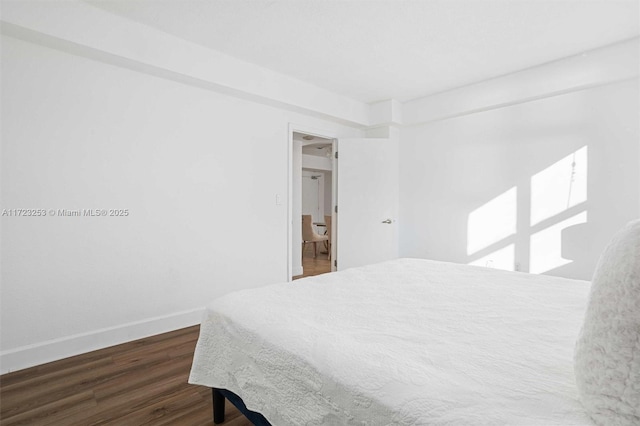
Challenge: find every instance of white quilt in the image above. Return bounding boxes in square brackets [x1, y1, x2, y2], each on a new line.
[189, 258, 593, 425]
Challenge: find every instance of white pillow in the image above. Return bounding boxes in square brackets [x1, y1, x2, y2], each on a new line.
[574, 219, 640, 426]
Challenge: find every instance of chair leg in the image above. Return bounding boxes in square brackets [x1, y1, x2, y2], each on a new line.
[328, 243, 331, 261]
[314, 242, 317, 258]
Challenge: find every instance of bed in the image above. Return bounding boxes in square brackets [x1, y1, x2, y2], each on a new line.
[189, 258, 597, 425]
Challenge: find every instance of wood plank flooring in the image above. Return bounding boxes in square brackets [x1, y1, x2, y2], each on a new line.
[1, 254, 332, 425]
[293, 243, 332, 279]
[0, 325, 240, 426]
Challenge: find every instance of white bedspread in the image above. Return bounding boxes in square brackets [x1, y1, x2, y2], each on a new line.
[189, 258, 593, 425]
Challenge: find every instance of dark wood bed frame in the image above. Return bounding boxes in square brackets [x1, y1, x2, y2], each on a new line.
[212, 388, 272, 425]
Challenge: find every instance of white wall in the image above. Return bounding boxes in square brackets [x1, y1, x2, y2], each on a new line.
[2, 0, 637, 374]
[301, 170, 325, 223]
[400, 75, 639, 280]
[300, 169, 333, 223]
[1, 0, 371, 127]
[300, 155, 333, 217]
[0, 35, 361, 372]
[402, 38, 639, 126]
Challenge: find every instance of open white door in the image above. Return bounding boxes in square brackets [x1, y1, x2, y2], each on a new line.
[335, 138, 399, 270]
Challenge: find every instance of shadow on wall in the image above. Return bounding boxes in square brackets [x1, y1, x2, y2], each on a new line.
[400, 78, 638, 282]
[467, 146, 594, 277]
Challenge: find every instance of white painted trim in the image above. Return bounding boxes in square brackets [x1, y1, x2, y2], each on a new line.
[331, 139, 338, 272]
[403, 77, 639, 127]
[288, 125, 294, 281]
[289, 124, 340, 141]
[403, 38, 639, 126]
[0, 308, 204, 374]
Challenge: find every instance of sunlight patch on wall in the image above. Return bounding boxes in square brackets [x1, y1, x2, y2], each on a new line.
[531, 146, 587, 226]
[467, 187, 517, 255]
[529, 211, 588, 274]
[469, 244, 515, 271]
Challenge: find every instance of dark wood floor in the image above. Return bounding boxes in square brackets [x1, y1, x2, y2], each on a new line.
[0, 326, 232, 426]
[0, 255, 332, 425]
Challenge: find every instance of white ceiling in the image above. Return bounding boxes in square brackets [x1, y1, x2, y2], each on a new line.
[87, 0, 639, 103]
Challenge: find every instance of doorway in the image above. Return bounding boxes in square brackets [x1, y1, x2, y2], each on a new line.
[288, 130, 400, 280]
[289, 127, 336, 280]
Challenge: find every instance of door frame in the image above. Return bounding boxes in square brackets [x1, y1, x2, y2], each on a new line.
[287, 123, 337, 281]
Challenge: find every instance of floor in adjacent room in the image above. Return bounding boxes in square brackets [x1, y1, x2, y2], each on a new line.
[293, 243, 332, 280]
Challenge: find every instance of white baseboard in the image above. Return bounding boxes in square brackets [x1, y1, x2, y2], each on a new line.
[0, 308, 204, 374]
